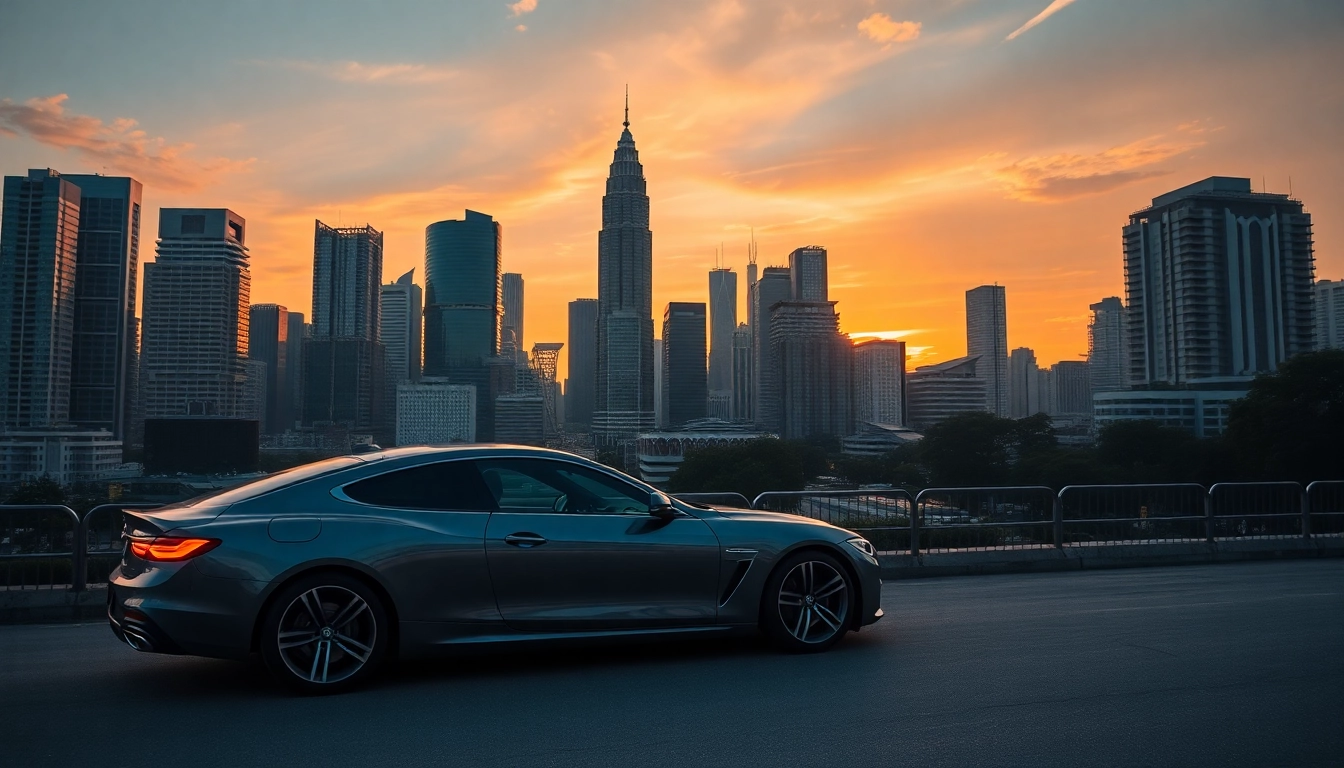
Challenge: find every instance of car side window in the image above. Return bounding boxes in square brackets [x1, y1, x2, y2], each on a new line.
[476, 459, 651, 515]
[341, 460, 494, 511]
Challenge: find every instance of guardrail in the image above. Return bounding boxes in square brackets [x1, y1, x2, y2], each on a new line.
[2, 480, 1340, 591]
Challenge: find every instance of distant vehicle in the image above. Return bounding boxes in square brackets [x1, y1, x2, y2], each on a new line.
[108, 445, 883, 693]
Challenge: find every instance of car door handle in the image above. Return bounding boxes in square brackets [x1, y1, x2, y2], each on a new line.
[503, 532, 548, 548]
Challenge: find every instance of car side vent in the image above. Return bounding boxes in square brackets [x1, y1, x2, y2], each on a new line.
[719, 559, 753, 606]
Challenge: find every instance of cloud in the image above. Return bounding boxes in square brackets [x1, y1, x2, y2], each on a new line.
[275, 60, 457, 83]
[508, 0, 537, 18]
[1005, 0, 1078, 41]
[0, 94, 251, 191]
[857, 13, 922, 44]
[516, 24, 527, 32]
[992, 133, 1203, 202]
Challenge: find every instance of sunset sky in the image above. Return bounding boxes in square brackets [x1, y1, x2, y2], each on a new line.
[2, 0, 1341, 372]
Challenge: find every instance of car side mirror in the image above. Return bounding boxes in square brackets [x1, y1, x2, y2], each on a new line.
[649, 492, 678, 519]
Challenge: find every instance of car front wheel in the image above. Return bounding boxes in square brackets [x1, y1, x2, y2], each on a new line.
[761, 550, 854, 653]
[259, 572, 389, 694]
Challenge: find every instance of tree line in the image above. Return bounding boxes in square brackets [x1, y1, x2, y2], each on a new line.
[668, 350, 1344, 499]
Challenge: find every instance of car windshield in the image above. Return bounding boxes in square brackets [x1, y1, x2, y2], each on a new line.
[178, 456, 365, 507]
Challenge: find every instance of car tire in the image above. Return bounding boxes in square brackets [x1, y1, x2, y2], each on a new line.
[761, 550, 854, 653]
[259, 572, 389, 694]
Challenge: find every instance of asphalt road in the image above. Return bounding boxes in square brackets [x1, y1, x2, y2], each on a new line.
[3, 560, 1342, 768]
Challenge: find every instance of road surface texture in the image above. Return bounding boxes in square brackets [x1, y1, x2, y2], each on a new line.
[3, 560, 1341, 767]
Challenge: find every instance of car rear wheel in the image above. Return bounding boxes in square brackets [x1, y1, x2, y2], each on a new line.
[761, 550, 853, 653]
[260, 572, 388, 694]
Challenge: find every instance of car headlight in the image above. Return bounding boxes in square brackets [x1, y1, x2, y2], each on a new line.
[845, 537, 876, 557]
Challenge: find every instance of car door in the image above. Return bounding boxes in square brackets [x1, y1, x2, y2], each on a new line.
[479, 457, 721, 631]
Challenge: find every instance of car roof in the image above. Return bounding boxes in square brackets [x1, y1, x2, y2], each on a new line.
[354, 444, 597, 463]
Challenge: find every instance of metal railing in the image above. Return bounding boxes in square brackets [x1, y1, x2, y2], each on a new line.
[2, 479, 1340, 591]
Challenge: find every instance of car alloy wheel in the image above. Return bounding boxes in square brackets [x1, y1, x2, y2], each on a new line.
[260, 573, 388, 693]
[762, 550, 854, 653]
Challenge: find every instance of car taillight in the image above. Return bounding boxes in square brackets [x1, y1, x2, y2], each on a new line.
[128, 537, 220, 562]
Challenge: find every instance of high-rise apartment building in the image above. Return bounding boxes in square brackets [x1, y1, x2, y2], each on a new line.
[1315, 279, 1344, 350]
[501, 272, 524, 364]
[1047, 361, 1091, 415]
[708, 268, 737, 396]
[752, 266, 792, 431]
[424, 210, 501, 440]
[662, 302, 707, 428]
[770, 301, 852, 439]
[788, 247, 828, 302]
[1124, 176, 1315, 384]
[966, 285, 1008, 417]
[396, 379, 475, 445]
[565, 298, 598, 429]
[380, 269, 422, 384]
[653, 338, 665, 428]
[304, 221, 386, 438]
[731, 323, 753, 423]
[141, 209, 251, 418]
[248, 304, 289, 433]
[852, 339, 907, 429]
[594, 108, 656, 445]
[0, 169, 82, 428]
[906, 356, 987, 430]
[286, 312, 306, 430]
[1008, 347, 1043, 418]
[1088, 297, 1127, 393]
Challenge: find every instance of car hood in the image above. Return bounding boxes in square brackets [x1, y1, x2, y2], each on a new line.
[705, 506, 847, 530]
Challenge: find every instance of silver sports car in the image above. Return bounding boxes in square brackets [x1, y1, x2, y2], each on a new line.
[108, 445, 883, 692]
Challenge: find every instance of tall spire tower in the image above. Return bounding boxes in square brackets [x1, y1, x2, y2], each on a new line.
[593, 89, 656, 448]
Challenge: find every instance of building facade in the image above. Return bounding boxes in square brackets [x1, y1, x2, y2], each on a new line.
[662, 302, 707, 428]
[708, 267, 737, 398]
[966, 285, 1008, 417]
[788, 246, 828, 302]
[565, 298, 598, 429]
[1088, 297, 1127, 393]
[852, 339, 907, 429]
[1093, 382, 1251, 438]
[395, 380, 475, 445]
[1008, 347, 1043, 418]
[1123, 176, 1315, 385]
[141, 209, 251, 419]
[0, 428, 124, 485]
[380, 269, 423, 385]
[635, 420, 769, 486]
[731, 323, 753, 423]
[906, 355, 987, 429]
[593, 111, 656, 445]
[247, 304, 288, 433]
[501, 272, 525, 364]
[424, 210, 501, 440]
[1316, 279, 1344, 350]
[1047, 361, 1091, 415]
[770, 301, 852, 439]
[752, 266, 792, 431]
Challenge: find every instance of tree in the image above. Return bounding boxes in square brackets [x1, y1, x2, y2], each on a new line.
[917, 412, 1044, 486]
[1094, 420, 1202, 483]
[668, 438, 811, 500]
[4, 475, 67, 506]
[1223, 350, 1344, 482]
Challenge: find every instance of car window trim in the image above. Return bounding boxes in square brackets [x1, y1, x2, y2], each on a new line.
[331, 458, 493, 512]
[476, 457, 669, 516]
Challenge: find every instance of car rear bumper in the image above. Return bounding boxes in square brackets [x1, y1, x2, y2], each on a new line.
[108, 561, 264, 660]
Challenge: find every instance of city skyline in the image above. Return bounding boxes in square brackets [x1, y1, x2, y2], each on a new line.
[3, 1, 1341, 374]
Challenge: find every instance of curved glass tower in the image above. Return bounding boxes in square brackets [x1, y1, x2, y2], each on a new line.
[593, 104, 655, 445]
[424, 210, 501, 438]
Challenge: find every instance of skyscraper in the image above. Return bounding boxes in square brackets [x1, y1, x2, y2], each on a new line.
[1088, 297, 1127, 393]
[304, 221, 386, 438]
[852, 339, 907, 429]
[0, 169, 81, 428]
[380, 269, 422, 383]
[1047, 361, 1091, 415]
[286, 312, 306, 431]
[788, 246, 828, 302]
[731, 323, 753, 423]
[424, 210, 501, 439]
[1124, 176, 1314, 384]
[594, 101, 655, 445]
[662, 302, 707, 428]
[708, 267, 737, 395]
[141, 209, 250, 418]
[653, 338, 665, 428]
[770, 301, 852, 439]
[906, 356, 987, 430]
[1008, 347, 1042, 418]
[63, 173, 142, 440]
[248, 303, 288, 433]
[501, 272, 524, 364]
[565, 298, 598, 428]
[966, 285, 1008, 417]
[752, 266, 792, 431]
[1317, 279, 1344, 350]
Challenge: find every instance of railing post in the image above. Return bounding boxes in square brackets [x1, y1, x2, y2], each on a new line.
[1204, 489, 1216, 544]
[1301, 484, 1311, 540]
[1053, 492, 1064, 549]
[910, 493, 921, 558]
[72, 506, 87, 592]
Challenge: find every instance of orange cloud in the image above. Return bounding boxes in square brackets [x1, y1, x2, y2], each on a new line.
[1005, 0, 1078, 41]
[857, 13, 922, 45]
[273, 59, 458, 83]
[0, 94, 251, 191]
[991, 133, 1204, 202]
[508, 0, 537, 18]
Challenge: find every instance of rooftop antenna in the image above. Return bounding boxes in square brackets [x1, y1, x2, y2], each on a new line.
[1289, 176, 1293, 197]
[623, 84, 629, 129]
